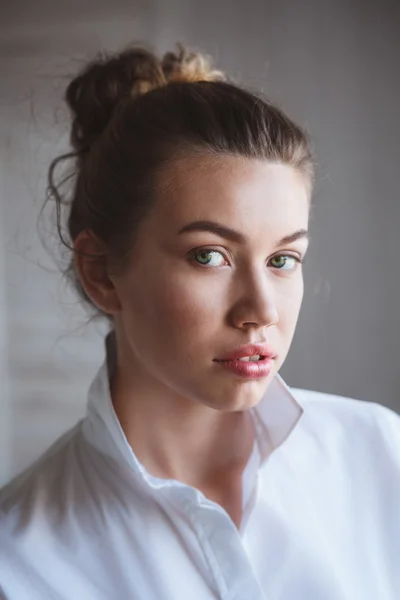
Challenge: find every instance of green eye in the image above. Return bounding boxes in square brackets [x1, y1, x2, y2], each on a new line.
[193, 249, 225, 267]
[270, 255, 299, 270]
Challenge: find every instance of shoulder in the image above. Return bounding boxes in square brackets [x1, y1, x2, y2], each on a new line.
[292, 386, 400, 428]
[290, 386, 400, 462]
[0, 424, 82, 540]
[267, 387, 400, 565]
[0, 424, 86, 596]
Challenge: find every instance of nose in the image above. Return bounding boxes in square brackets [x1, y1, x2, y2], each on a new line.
[229, 268, 279, 331]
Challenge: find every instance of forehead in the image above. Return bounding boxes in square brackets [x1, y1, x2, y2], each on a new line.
[155, 154, 310, 237]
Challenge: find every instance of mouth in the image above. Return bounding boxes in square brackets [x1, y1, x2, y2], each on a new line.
[213, 343, 277, 379]
[214, 343, 277, 363]
[235, 354, 265, 362]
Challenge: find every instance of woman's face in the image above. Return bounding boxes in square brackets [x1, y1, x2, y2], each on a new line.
[111, 155, 310, 411]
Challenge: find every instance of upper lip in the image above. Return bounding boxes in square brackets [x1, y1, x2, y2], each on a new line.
[214, 343, 277, 361]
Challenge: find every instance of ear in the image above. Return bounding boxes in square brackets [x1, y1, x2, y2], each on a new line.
[73, 230, 122, 315]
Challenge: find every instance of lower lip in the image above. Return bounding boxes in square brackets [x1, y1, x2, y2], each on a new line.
[213, 358, 274, 379]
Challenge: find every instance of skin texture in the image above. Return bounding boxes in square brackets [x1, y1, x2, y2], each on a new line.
[75, 155, 310, 525]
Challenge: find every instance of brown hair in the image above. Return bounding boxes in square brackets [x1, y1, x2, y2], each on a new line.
[47, 42, 314, 314]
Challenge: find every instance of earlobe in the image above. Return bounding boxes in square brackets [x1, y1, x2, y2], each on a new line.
[73, 230, 122, 315]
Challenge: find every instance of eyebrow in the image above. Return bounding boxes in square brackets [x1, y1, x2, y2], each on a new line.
[178, 220, 309, 247]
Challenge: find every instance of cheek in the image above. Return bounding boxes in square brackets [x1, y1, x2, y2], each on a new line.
[273, 280, 304, 369]
[120, 268, 222, 339]
[277, 277, 304, 332]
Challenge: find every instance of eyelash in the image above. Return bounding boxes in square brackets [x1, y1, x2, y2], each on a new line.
[189, 248, 304, 271]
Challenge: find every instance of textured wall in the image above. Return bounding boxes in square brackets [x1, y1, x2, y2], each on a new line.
[1, 0, 399, 484]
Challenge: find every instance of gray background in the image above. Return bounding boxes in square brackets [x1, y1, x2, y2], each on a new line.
[1, 0, 399, 484]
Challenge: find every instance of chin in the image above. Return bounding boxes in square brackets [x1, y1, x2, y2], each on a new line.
[203, 380, 269, 413]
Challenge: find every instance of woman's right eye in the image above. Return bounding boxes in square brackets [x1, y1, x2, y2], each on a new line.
[191, 249, 227, 267]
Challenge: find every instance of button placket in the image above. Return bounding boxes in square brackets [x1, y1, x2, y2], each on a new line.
[191, 499, 266, 600]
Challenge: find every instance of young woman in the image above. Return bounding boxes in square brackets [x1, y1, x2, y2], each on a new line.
[1, 43, 399, 600]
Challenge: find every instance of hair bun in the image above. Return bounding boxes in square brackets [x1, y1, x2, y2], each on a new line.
[65, 43, 226, 153]
[161, 43, 227, 84]
[65, 46, 166, 152]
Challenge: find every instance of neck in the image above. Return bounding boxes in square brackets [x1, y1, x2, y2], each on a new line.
[110, 345, 255, 490]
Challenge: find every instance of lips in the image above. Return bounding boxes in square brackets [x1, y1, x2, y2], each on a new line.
[213, 343, 276, 379]
[214, 343, 277, 363]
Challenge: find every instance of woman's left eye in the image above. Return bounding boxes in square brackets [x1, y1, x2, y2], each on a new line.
[269, 255, 302, 271]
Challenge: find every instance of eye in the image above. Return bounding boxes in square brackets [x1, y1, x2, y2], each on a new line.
[191, 248, 227, 268]
[269, 254, 302, 271]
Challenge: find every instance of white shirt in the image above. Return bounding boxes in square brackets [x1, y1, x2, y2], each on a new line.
[1, 334, 400, 600]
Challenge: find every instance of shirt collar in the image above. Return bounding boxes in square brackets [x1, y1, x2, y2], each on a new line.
[83, 332, 304, 487]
